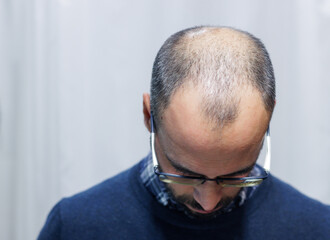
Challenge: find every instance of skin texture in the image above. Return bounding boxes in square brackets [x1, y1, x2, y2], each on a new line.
[143, 83, 271, 217]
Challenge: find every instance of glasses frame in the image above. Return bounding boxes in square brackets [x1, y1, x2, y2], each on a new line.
[150, 112, 271, 187]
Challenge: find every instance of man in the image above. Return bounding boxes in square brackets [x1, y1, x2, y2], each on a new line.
[38, 26, 330, 239]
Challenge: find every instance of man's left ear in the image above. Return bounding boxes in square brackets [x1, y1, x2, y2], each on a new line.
[143, 93, 152, 132]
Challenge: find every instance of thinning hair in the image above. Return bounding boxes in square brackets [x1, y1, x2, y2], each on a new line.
[150, 26, 276, 128]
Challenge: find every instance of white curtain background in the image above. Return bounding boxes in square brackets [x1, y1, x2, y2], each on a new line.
[1, 0, 330, 239]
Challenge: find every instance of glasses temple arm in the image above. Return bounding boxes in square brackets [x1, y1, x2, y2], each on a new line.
[150, 113, 158, 166]
[264, 127, 271, 172]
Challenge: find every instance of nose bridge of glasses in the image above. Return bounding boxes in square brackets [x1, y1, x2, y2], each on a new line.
[199, 177, 222, 186]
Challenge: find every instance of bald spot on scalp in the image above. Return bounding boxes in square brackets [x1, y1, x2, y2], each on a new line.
[176, 27, 259, 79]
[165, 27, 266, 127]
[183, 27, 256, 56]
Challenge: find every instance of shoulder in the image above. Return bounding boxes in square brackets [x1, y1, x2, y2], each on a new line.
[269, 175, 330, 213]
[64, 164, 136, 206]
[38, 162, 143, 239]
[255, 174, 330, 239]
[62, 162, 141, 219]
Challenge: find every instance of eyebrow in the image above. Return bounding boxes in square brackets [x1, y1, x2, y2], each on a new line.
[165, 153, 255, 178]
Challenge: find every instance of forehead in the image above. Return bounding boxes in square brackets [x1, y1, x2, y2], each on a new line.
[160, 84, 269, 146]
[157, 85, 270, 175]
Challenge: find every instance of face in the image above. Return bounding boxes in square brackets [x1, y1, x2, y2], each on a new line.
[143, 84, 270, 218]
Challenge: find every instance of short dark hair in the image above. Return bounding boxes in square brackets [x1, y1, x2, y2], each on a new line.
[150, 26, 276, 128]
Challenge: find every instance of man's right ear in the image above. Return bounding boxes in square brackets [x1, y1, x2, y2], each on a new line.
[143, 93, 151, 132]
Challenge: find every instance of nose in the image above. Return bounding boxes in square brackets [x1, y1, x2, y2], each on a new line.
[193, 181, 222, 211]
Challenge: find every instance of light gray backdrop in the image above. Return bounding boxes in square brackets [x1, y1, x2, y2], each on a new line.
[1, 0, 330, 239]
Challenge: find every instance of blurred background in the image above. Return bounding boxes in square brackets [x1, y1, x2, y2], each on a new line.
[1, 0, 330, 239]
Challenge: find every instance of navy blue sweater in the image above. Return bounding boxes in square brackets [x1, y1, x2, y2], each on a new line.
[38, 160, 330, 240]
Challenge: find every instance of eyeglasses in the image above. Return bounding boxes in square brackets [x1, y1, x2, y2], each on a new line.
[150, 112, 271, 187]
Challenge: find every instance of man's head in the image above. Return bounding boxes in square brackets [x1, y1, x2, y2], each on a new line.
[143, 26, 275, 218]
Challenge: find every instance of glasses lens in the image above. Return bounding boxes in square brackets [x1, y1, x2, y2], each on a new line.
[221, 178, 263, 187]
[157, 173, 264, 187]
[158, 175, 202, 186]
